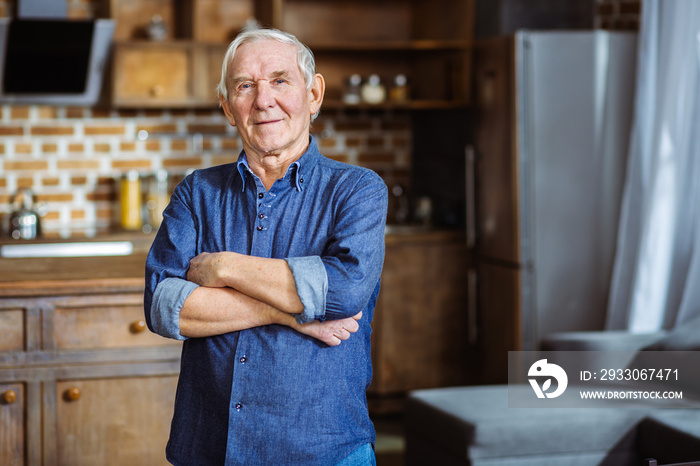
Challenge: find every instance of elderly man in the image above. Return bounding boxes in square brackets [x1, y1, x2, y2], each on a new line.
[144, 27, 387, 465]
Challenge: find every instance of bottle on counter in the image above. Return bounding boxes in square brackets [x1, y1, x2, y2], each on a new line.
[145, 169, 170, 231]
[389, 74, 409, 103]
[119, 171, 142, 231]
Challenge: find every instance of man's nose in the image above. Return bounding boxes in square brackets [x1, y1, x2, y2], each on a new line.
[253, 82, 275, 109]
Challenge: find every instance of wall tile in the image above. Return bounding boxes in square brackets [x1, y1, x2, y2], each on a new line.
[0, 126, 23, 136]
[111, 159, 152, 170]
[84, 125, 126, 136]
[5, 160, 48, 171]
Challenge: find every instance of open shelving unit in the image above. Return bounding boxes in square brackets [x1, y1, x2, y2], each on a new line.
[106, 0, 475, 109]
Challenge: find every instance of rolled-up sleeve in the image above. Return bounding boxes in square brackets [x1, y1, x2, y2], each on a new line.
[285, 256, 328, 324]
[150, 278, 199, 340]
[144, 174, 199, 339]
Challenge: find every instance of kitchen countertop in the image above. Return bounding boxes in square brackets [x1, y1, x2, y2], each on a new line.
[0, 228, 465, 297]
[0, 232, 153, 297]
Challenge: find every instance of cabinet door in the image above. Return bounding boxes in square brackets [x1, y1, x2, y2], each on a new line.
[477, 261, 522, 384]
[370, 237, 471, 395]
[0, 383, 24, 466]
[0, 309, 25, 352]
[56, 375, 177, 466]
[113, 44, 192, 106]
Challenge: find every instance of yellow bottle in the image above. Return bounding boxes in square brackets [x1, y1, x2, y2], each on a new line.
[120, 171, 142, 230]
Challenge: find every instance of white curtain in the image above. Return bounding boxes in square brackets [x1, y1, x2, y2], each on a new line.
[606, 0, 700, 332]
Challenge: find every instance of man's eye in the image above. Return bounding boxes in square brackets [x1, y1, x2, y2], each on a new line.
[239, 83, 253, 90]
[274, 79, 286, 85]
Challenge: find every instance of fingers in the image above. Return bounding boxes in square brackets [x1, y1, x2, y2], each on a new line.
[332, 328, 350, 341]
[292, 312, 364, 347]
[331, 316, 360, 341]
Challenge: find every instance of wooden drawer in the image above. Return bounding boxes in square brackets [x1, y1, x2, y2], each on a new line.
[56, 375, 176, 466]
[54, 294, 180, 350]
[113, 43, 192, 104]
[0, 383, 24, 466]
[0, 309, 24, 352]
[112, 42, 223, 108]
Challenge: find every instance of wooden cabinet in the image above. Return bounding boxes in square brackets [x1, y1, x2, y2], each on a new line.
[369, 231, 476, 411]
[0, 256, 181, 466]
[0, 383, 24, 466]
[107, 0, 248, 108]
[107, 0, 475, 109]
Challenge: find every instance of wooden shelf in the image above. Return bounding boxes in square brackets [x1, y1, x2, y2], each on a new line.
[321, 99, 470, 111]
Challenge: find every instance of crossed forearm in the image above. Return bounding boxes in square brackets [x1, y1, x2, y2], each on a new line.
[186, 251, 304, 314]
[179, 252, 359, 345]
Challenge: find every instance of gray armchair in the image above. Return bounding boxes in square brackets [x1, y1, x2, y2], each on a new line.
[405, 318, 700, 465]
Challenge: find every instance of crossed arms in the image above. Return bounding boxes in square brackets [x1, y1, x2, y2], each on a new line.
[179, 251, 362, 346]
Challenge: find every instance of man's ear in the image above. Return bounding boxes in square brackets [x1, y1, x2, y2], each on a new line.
[220, 95, 237, 127]
[309, 73, 325, 116]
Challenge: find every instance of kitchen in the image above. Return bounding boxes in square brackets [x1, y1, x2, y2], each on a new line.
[4, 0, 695, 465]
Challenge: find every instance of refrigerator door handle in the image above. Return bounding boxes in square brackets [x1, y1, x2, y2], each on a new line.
[465, 144, 477, 249]
[467, 268, 478, 345]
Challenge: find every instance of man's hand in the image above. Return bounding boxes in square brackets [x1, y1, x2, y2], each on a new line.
[187, 252, 230, 288]
[294, 312, 362, 346]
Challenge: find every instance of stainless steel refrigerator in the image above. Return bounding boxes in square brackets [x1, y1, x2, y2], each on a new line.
[469, 31, 637, 381]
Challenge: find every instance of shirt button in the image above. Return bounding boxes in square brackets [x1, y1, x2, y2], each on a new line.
[239, 356, 247, 363]
[256, 225, 263, 231]
[258, 213, 265, 219]
[235, 402, 243, 411]
[258, 193, 264, 199]
[300, 178, 304, 183]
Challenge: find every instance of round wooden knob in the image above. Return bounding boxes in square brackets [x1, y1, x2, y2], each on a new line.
[2, 390, 17, 404]
[65, 387, 81, 402]
[150, 85, 165, 97]
[130, 320, 147, 334]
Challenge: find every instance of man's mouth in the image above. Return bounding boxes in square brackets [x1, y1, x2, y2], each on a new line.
[255, 119, 282, 126]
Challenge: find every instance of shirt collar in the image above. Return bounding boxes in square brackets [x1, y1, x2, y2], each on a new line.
[236, 136, 321, 192]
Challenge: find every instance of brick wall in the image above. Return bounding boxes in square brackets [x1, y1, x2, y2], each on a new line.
[0, 105, 410, 238]
[0, 0, 411, 238]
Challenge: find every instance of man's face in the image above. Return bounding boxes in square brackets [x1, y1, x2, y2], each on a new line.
[220, 39, 323, 162]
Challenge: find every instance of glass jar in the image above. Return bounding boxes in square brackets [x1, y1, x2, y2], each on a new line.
[361, 74, 386, 104]
[343, 74, 362, 105]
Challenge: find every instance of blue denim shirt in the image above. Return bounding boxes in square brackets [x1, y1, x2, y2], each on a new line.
[144, 137, 388, 465]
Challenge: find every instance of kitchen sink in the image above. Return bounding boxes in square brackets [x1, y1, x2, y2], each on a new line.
[0, 241, 134, 258]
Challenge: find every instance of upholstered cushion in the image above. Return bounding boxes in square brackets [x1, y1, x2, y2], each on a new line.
[406, 385, 644, 464]
[541, 331, 666, 352]
[641, 316, 700, 351]
[406, 385, 700, 465]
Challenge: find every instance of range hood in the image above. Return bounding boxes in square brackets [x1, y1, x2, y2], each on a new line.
[0, 0, 115, 106]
